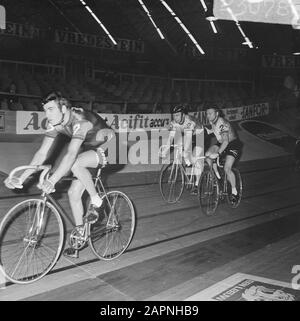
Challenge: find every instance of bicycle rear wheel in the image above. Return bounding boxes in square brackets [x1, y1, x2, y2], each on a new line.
[159, 162, 184, 203]
[89, 191, 135, 260]
[198, 169, 219, 216]
[0, 199, 64, 284]
[226, 168, 243, 208]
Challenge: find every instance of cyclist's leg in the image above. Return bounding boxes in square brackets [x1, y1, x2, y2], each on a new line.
[194, 149, 204, 185]
[183, 130, 193, 166]
[206, 144, 220, 179]
[224, 155, 236, 194]
[223, 139, 242, 195]
[205, 144, 219, 166]
[65, 179, 86, 258]
[71, 150, 103, 207]
[68, 179, 85, 226]
[64, 150, 104, 258]
[191, 135, 204, 194]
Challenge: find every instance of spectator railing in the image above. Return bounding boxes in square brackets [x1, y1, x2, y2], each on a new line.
[0, 91, 276, 114]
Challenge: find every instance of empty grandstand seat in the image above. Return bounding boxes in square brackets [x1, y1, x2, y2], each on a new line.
[0, 99, 9, 110]
[92, 103, 113, 113]
[9, 101, 23, 111]
[20, 98, 39, 111]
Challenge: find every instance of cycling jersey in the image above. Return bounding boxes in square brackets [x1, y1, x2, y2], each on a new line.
[206, 117, 236, 143]
[169, 114, 202, 134]
[45, 107, 110, 148]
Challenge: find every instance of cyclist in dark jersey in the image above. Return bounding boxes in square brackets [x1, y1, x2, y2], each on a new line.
[4, 91, 115, 258]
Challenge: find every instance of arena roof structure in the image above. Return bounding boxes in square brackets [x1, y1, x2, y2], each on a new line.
[1, 0, 300, 56]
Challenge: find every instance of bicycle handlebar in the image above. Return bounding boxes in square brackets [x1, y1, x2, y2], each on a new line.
[158, 145, 222, 166]
[158, 144, 183, 157]
[9, 165, 52, 188]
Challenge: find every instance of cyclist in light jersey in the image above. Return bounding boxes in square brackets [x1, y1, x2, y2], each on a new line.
[162, 105, 204, 194]
[4, 91, 115, 258]
[205, 107, 242, 203]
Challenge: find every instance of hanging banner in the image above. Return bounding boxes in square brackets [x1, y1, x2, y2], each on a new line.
[0, 21, 40, 38]
[0, 21, 145, 54]
[262, 55, 300, 69]
[54, 30, 145, 53]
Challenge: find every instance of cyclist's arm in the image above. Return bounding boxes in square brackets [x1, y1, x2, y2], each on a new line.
[166, 129, 176, 146]
[49, 137, 83, 185]
[165, 122, 176, 147]
[19, 136, 56, 182]
[218, 131, 229, 154]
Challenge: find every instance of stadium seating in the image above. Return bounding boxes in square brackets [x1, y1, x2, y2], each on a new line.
[0, 66, 265, 113]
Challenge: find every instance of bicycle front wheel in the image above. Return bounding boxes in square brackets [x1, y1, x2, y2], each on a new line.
[89, 191, 135, 261]
[159, 162, 184, 203]
[0, 199, 64, 284]
[198, 169, 220, 216]
[226, 168, 243, 208]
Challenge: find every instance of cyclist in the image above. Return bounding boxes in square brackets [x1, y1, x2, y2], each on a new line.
[204, 107, 242, 203]
[4, 91, 115, 258]
[162, 104, 204, 194]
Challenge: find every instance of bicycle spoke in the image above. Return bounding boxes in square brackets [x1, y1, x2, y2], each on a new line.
[0, 199, 63, 284]
[199, 170, 219, 216]
[160, 162, 184, 203]
[89, 191, 135, 260]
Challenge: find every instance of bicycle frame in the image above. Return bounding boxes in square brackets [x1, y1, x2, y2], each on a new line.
[45, 194, 75, 227]
[7, 165, 114, 233]
[93, 167, 118, 228]
[160, 144, 204, 189]
[172, 145, 197, 186]
[42, 167, 116, 232]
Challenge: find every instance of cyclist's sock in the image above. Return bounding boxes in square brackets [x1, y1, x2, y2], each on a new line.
[232, 187, 238, 195]
[91, 194, 103, 208]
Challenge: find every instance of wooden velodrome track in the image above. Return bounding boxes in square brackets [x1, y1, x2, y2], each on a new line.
[1, 156, 300, 301]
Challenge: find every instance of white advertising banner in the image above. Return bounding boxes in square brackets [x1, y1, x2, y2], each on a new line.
[16, 112, 172, 134]
[16, 103, 269, 135]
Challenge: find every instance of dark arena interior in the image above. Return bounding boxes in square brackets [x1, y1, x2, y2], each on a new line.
[1, 0, 300, 309]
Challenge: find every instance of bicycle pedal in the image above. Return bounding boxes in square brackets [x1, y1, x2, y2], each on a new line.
[84, 212, 99, 224]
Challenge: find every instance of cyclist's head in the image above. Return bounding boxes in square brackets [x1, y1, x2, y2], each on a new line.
[171, 105, 187, 123]
[206, 106, 222, 123]
[42, 91, 71, 126]
[42, 91, 71, 110]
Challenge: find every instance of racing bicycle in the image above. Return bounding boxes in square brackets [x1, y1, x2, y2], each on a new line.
[0, 164, 136, 284]
[198, 156, 242, 216]
[159, 144, 204, 203]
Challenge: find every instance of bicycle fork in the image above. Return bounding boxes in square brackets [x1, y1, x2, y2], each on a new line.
[25, 197, 47, 246]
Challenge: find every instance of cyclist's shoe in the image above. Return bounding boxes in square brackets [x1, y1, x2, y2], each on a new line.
[85, 204, 101, 224]
[63, 247, 79, 259]
[229, 193, 239, 204]
[190, 187, 198, 195]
